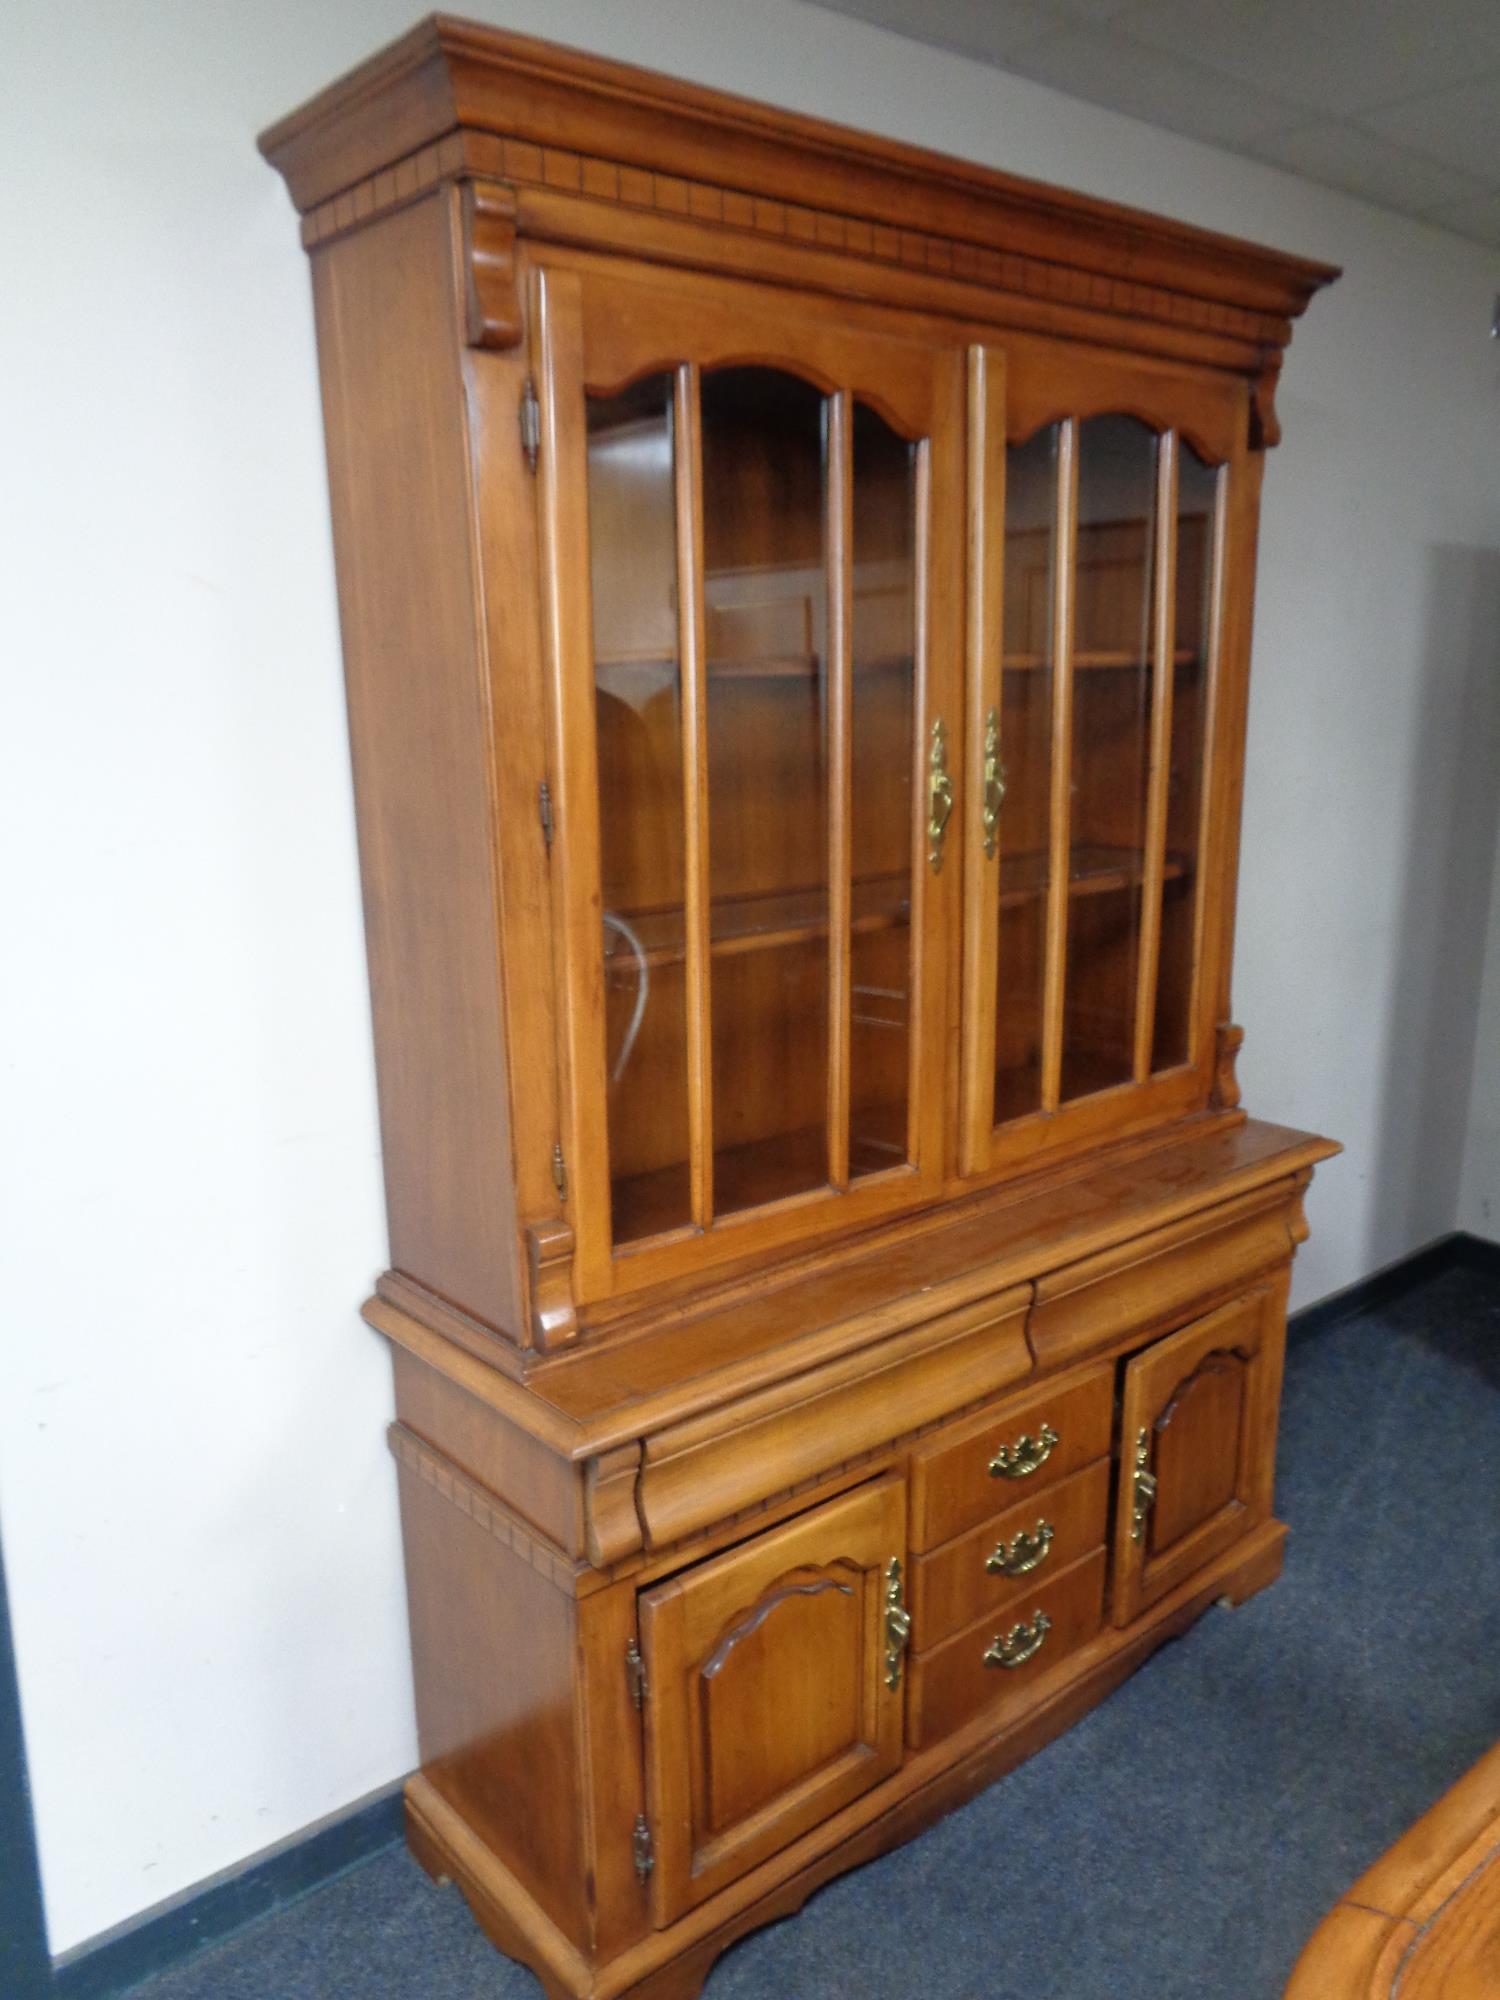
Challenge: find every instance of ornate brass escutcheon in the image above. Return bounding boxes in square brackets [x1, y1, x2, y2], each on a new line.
[883, 1557, 912, 1691]
[985, 1519, 1055, 1577]
[988, 1422, 1059, 1480]
[981, 706, 1006, 858]
[926, 716, 954, 872]
[984, 1610, 1051, 1670]
[1131, 1426, 1158, 1544]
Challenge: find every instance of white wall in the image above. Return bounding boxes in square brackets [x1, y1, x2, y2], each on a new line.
[1459, 860, 1500, 1238]
[5, 0, 1498, 1956]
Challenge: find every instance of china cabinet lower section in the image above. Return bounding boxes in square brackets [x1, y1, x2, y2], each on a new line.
[378, 1118, 1331, 2000]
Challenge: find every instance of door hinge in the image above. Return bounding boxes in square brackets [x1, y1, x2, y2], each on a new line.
[551, 1141, 567, 1200]
[537, 778, 554, 855]
[625, 1638, 649, 1710]
[519, 377, 540, 472]
[632, 1813, 655, 1883]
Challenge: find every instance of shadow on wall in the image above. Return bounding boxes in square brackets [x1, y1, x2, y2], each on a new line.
[1369, 543, 1500, 1255]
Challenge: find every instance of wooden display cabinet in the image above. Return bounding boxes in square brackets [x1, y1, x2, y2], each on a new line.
[261, 22, 1340, 1997]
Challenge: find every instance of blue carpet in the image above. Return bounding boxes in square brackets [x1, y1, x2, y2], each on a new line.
[127, 1265, 1500, 1999]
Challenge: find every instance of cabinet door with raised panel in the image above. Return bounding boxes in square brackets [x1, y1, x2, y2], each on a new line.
[961, 345, 1243, 1181]
[638, 1475, 907, 1924]
[531, 255, 963, 1306]
[1112, 1287, 1284, 1626]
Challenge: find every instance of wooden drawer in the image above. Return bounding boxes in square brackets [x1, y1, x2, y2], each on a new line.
[910, 1458, 1111, 1649]
[907, 1546, 1107, 1749]
[908, 1363, 1114, 1552]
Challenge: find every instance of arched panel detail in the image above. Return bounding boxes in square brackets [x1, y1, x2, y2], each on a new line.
[1007, 346, 1242, 464]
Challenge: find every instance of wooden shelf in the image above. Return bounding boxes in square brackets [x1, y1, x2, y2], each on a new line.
[612, 1106, 908, 1244]
[998, 844, 1185, 909]
[596, 653, 912, 683]
[604, 873, 910, 972]
[1001, 648, 1200, 672]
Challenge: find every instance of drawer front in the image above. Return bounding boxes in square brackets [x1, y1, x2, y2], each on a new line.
[907, 1546, 1108, 1749]
[909, 1363, 1114, 1551]
[1029, 1185, 1297, 1374]
[910, 1458, 1111, 1649]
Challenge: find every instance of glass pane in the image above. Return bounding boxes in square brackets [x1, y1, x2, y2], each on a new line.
[587, 374, 692, 1244]
[993, 426, 1058, 1125]
[1060, 416, 1160, 1103]
[1153, 444, 1218, 1071]
[849, 401, 917, 1180]
[701, 368, 830, 1215]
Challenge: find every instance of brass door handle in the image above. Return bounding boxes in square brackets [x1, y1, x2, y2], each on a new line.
[986, 1520, 1054, 1577]
[883, 1557, 912, 1691]
[926, 717, 954, 872]
[984, 1610, 1051, 1670]
[988, 1423, 1059, 1480]
[981, 706, 1006, 859]
[1131, 1427, 1158, 1544]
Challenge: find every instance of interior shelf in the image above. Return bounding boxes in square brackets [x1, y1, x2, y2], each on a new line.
[1001, 648, 1200, 671]
[612, 1106, 909, 1244]
[596, 651, 912, 682]
[604, 873, 910, 972]
[998, 844, 1185, 909]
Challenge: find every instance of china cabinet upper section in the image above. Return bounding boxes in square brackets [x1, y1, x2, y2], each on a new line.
[261, 17, 1336, 1352]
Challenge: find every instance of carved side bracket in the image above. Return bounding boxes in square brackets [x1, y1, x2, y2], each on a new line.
[526, 1217, 579, 1351]
[458, 178, 523, 349]
[1250, 347, 1282, 451]
[1213, 1022, 1245, 1112]
[584, 1442, 644, 1568]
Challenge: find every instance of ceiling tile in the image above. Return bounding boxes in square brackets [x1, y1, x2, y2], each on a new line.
[1423, 190, 1500, 249]
[1356, 73, 1500, 188]
[1113, 0, 1500, 118]
[1003, 25, 1306, 149]
[1247, 122, 1489, 219]
[808, 0, 1063, 65]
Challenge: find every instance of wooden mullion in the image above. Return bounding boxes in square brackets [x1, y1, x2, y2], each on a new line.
[826, 391, 854, 1190]
[1187, 456, 1233, 1069]
[1039, 419, 1077, 1113]
[1132, 432, 1178, 1084]
[674, 363, 714, 1229]
[959, 345, 1006, 1173]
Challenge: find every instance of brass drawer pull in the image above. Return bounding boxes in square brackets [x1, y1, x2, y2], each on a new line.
[986, 1520, 1054, 1577]
[926, 716, 954, 872]
[883, 1557, 912, 1691]
[988, 1422, 1058, 1480]
[984, 1610, 1051, 1670]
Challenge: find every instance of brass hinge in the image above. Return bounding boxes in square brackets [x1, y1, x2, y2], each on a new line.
[625, 1638, 649, 1710]
[632, 1813, 654, 1883]
[537, 779, 554, 855]
[551, 1141, 567, 1200]
[519, 377, 540, 472]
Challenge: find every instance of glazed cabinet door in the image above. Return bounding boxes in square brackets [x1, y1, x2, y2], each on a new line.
[531, 256, 963, 1304]
[638, 1474, 908, 1924]
[1112, 1287, 1284, 1625]
[961, 347, 1244, 1179]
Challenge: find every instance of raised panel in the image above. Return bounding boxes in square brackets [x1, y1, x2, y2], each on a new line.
[639, 1474, 905, 1923]
[1112, 1288, 1279, 1625]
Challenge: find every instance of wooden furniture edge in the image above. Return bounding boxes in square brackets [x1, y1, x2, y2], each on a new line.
[1284, 1737, 1500, 1999]
[257, 17, 1338, 320]
[367, 1124, 1334, 1462]
[406, 1517, 1286, 2000]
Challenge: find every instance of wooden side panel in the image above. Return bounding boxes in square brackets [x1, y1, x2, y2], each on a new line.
[311, 193, 521, 1336]
[639, 1475, 905, 1924]
[394, 1448, 588, 1947]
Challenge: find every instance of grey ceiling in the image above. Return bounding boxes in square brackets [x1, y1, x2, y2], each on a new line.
[810, 0, 1500, 248]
